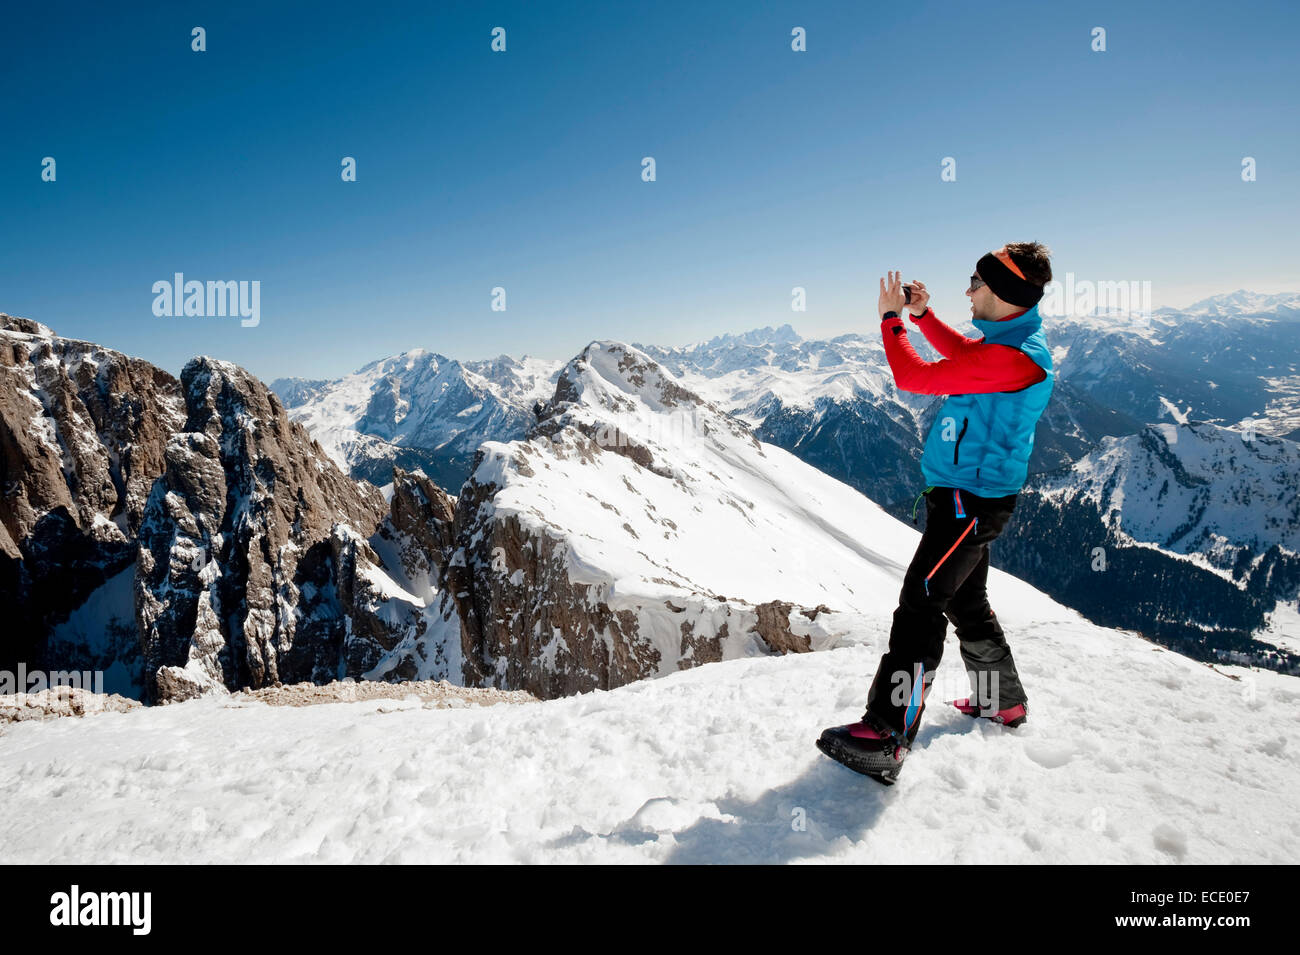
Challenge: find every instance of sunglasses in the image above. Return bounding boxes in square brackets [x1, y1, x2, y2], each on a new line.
[968, 273, 986, 292]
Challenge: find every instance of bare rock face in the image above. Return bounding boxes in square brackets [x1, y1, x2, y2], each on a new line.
[447, 469, 663, 698]
[135, 356, 389, 702]
[0, 314, 185, 677]
[388, 466, 456, 571]
[146, 456, 463, 702]
[2, 315, 460, 703]
[752, 600, 825, 654]
[347, 467, 463, 684]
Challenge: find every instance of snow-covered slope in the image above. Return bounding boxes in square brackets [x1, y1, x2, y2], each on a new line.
[1, 617, 1294, 864]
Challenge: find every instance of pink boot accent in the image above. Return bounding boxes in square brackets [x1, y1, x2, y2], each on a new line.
[846, 720, 887, 739]
[951, 698, 1027, 725]
[992, 703, 1027, 725]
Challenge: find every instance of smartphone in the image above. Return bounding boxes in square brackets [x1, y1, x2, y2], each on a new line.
[903, 285, 913, 304]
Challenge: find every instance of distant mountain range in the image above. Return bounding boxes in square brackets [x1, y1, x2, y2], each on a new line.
[5, 290, 1293, 706]
[271, 350, 561, 491]
[273, 290, 1300, 671]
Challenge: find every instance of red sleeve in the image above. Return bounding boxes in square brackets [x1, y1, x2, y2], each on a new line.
[880, 314, 1047, 395]
[909, 307, 982, 359]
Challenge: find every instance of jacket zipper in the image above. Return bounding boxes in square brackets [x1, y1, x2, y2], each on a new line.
[953, 416, 969, 465]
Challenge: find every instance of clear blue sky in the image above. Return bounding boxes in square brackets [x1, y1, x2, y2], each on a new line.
[2, 0, 1297, 382]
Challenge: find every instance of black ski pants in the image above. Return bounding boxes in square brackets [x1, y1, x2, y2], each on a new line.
[865, 485, 1026, 742]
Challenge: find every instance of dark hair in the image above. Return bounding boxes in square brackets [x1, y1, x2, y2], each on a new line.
[1003, 241, 1052, 286]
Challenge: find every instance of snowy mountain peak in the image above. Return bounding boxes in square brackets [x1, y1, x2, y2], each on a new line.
[353, 347, 457, 378]
[184, 353, 257, 385]
[1160, 290, 1300, 319]
[551, 340, 709, 419]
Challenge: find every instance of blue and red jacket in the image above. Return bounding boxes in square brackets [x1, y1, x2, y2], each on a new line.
[881, 304, 1054, 497]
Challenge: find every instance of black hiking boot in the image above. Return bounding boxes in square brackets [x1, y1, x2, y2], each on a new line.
[816, 711, 910, 786]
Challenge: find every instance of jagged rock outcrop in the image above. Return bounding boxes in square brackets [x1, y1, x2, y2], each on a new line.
[134, 356, 392, 701]
[752, 600, 831, 654]
[348, 467, 463, 684]
[388, 466, 456, 567]
[0, 314, 185, 676]
[3, 315, 464, 702]
[0, 685, 141, 723]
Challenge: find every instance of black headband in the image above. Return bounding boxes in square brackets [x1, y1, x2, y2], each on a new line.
[976, 251, 1044, 308]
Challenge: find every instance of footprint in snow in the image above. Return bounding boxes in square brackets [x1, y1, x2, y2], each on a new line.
[621, 796, 732, 838]
[1023, 740, 1074, 769]
[1152, 823, 1187, 860]
[936, 761, 970, 790]
[1260, 736, 1287, 757]
[1095, 753, 1124, 773]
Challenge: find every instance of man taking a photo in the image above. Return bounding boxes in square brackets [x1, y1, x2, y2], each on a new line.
[817, 242, 1056, 785]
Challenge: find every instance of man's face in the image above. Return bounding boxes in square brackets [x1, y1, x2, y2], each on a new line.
[967, 276, 996, 320]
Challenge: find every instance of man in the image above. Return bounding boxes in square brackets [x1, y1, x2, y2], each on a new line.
[817, 242, 1056, 785]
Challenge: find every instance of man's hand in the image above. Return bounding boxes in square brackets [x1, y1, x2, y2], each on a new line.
[906, 279, 930, 316]
[878, 271, 906, 319]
